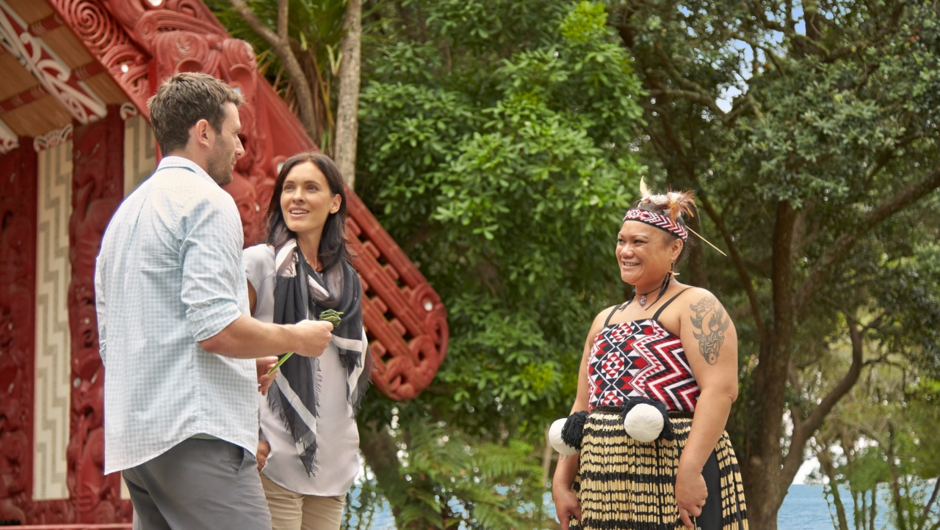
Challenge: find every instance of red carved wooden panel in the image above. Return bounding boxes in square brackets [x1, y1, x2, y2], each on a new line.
[48, 0, 151, 115]
[64, 107, 130, 524]
[45, 0, 449, 400]
[347, 196, 448, 400]
[0, 143, 37, 525]
[2, 0, 450, 524]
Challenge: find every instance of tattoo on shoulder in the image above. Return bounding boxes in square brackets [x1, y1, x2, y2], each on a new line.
[689, 296, 730, 365]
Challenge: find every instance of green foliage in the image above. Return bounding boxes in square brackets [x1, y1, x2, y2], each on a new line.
[872, 242, 940, 375]
[813, 371, 940, 530]
[357, 0, 644, 442]
[383, 417, 547, 530]
[205, 0, 348, 149]
[559, 2, 609, 44]
[351, 1, 644, 526]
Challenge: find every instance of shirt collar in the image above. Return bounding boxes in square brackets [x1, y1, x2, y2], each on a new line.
[157, 155, 218, 186]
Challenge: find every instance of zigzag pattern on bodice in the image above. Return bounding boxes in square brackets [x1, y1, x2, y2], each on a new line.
[587, 319, 700, 411]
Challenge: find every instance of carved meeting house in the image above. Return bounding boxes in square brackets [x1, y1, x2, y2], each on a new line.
[0, 0, 448, 525]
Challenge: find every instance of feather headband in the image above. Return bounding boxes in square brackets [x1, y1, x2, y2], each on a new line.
[623, 178, 727, 256]
[623, 209, 689, 240]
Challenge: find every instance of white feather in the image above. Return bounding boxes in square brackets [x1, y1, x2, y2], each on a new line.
[639, 177, 651, 199]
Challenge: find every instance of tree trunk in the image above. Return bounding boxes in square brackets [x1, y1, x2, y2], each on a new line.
[686, 214, 709, 289]
[740, 200, 799, 530]
[334, 0, 362, 188]
[819, 446, 850, 530]
[887, 427, 908, 530]
[852, 491, 868, 530]
[541, 425, 553, 486]
[229, 0, 319, 140]
[359, 420, 408, 528]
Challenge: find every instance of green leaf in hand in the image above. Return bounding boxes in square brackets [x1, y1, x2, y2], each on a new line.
[319, 309, 344, 328]
[266, 311, 345, 375]
[267, 352, 294, 375]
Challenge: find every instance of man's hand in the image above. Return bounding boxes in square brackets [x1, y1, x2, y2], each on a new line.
[292, 320, 334, 357]
[675, 467, 707, 529]
[553, 486, 582, 530]
[257, 440, 270, 471]
[256, 356, 278, 395]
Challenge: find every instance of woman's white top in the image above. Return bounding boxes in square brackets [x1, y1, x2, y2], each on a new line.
[244, 244, 360, 496]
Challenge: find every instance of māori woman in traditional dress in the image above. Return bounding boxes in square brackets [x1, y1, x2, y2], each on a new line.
[551, 184, 748, 530]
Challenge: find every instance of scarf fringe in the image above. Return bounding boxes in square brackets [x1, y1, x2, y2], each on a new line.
[314, 357, 323, 414]
[266, 383, 319, 476]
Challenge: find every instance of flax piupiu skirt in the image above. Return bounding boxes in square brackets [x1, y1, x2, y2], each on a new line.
[570, 407, 748, 530]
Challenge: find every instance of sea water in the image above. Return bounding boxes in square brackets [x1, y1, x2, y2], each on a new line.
[778, 483, 890, 530]
[346, 483, 885, 529]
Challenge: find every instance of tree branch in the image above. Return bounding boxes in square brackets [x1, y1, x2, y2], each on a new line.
[276, 0, 288, 42]
[785, 314, 865, 481]
[697, 194, 766, 340]
[229, 0, 278, 43]
[648, 88, 719, 109]
[817, 443, 851, 530]
[653, 45, 727, 119]
[229, 0, 319, 140]
[795, 166, 940, 319]
[920, 478, 940, 530]
[740, 37, 787, 76]
[822, 0, 906, 63]
[727, 93, 764, 122]
[746, 3, 789, 35]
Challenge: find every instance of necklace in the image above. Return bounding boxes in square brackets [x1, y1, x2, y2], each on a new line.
[634, 286, 659, 307]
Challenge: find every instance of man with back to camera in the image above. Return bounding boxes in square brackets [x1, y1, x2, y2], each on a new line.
[95, 72, 334, 529]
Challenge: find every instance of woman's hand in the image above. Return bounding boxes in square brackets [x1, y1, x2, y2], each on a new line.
[256, 356, 278, 395]
[256, 440, 271, 471]
[675, 466, 707, 529]
[553, 486, 582, 530]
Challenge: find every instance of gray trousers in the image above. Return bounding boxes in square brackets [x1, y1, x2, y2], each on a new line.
[123, 437, 272, 530]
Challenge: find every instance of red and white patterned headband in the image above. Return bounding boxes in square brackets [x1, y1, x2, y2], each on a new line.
[623, 209, 688, 241]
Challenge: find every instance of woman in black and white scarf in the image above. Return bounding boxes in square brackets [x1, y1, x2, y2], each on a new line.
[244, 152, 371, 530]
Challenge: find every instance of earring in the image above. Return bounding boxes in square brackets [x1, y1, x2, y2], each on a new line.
[657, 262, 675, 299]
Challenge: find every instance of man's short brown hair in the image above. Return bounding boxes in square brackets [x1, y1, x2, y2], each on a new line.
[147, 72, 245, 154]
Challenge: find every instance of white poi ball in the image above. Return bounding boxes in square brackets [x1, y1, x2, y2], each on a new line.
[548, 418, 578, 456]
[623, 403, 665, 442]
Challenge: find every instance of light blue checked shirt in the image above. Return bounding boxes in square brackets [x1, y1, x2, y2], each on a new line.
[95, 156, 257, 474]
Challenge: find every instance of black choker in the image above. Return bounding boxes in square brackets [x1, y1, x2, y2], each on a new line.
[632, 274, 673, 310]
[635, 286, 659, 307]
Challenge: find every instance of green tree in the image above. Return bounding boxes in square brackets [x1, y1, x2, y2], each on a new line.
[809, 242, 940, 530]
[352, 1, 645, 527]
[210, 0, 347, 154]
[605, 1, 940, 527]
[813, 372, 940, 530]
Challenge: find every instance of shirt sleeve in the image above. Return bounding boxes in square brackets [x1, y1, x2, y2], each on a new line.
[243, 244, 273, 292]
[179, 192, 244, 342]
[94, 254, 107, 363]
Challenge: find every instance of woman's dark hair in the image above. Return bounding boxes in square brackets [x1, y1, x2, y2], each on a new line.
[264, 152, 350, 270]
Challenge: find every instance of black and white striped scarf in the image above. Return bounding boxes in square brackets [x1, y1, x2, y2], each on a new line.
[268, 239, 371, 476]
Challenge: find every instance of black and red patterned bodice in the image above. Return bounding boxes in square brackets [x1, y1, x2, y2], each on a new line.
[588, 317, 700, 412]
